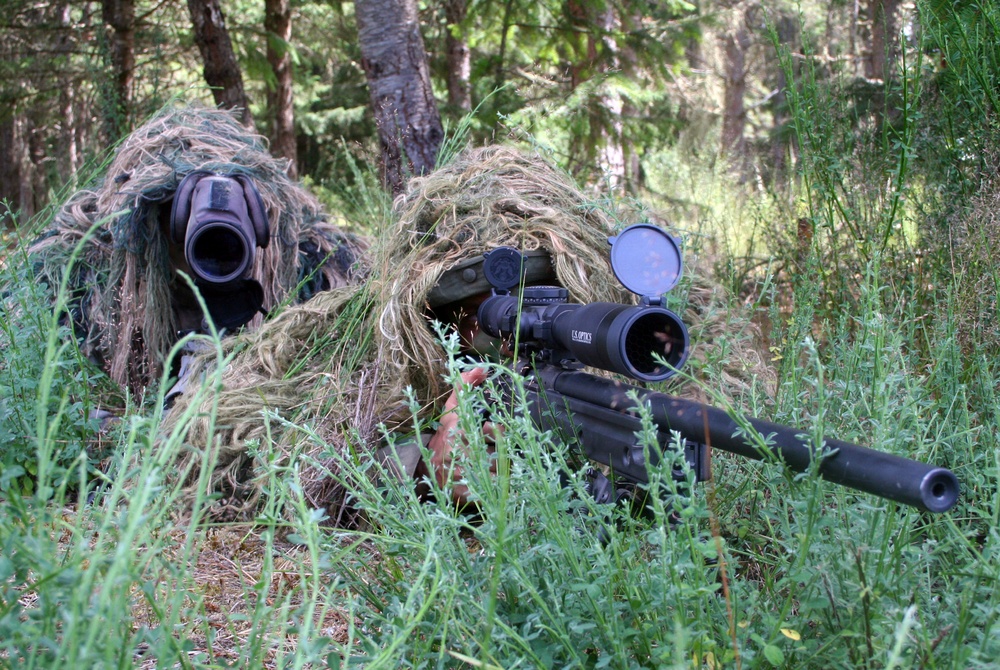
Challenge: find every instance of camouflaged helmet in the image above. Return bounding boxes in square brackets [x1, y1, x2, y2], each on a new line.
[426, 249, 556, 308]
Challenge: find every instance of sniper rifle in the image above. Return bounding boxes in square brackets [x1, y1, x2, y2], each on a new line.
[475, 225, 960, 514]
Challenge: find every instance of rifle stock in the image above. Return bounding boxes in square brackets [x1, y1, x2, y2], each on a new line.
[520, 366, 960, 514]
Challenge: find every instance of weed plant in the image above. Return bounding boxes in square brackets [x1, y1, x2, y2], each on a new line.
[0, 231, 111, 495]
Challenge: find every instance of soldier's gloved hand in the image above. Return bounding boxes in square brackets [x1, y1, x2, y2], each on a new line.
[427, 367, 500, 507]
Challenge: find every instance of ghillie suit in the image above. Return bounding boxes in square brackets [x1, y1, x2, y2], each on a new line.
[164, 144, 771, 524]
[29, 103, 369, 399]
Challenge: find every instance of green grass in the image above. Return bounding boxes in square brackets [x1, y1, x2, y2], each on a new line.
[4, 227, 994, 668]
[4, 174, 1000, 668]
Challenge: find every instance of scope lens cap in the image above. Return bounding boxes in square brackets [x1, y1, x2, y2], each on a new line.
[608, 223, 683, 297]
[483, 247, 527, 293]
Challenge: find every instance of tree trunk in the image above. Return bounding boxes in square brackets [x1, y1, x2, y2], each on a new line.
[850, 0, 860, 76]
[187, 0, 254, 127]
[721, 18, 750, 164]
[58, 2, 79, 178]
[444, 0, 471, 112]
[0, 115, 23, 227]
[27, 116, 45, 220]
[620, 9, 642, 191]
[492, 0, 515, 97]
[101, 0, 135, 142]
[355, 0, 444, 195]
[867, 0, 900, 81]
[265, 0, 297, 177]
[593, 3, 625, 191]
[564, 0, 625, 190]
[0, 4, 30, 222]
[60, 86, 79, 181]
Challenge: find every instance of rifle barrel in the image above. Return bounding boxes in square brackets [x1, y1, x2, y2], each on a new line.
[539, 369, 960, 513]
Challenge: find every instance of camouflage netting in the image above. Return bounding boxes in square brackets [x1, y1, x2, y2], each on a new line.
[163, 144, 773, 524]
[29, 102, 369, 398]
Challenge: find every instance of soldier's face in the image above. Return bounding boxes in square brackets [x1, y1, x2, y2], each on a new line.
[449, 293, 508, 360]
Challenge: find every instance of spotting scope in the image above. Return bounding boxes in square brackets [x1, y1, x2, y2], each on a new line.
[170, 171, 270, 287]
[168, 170, 271, 331]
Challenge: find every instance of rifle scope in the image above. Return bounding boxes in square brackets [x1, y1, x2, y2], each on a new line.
[478, 287, 689, 382]
[170, 171, 270, 286]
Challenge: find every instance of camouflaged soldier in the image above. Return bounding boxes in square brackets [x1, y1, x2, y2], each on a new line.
[30, 103, 369, 401]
